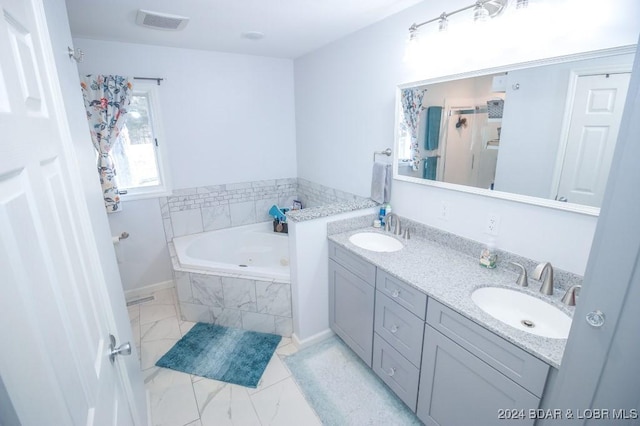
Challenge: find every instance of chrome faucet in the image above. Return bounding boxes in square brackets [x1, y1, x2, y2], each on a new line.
[402, 227, 411, 240]
[533, 262, 554, 295]
[384, 213, 402, 235]
[561, 284, 582, 306]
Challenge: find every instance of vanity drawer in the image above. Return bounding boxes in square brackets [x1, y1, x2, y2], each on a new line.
[375, 291, 424, 367]
[328, 241, 376, 284]
[376, 269, 427, 319]
[426, 298, 549, 397]
[372, 333, 420, 411]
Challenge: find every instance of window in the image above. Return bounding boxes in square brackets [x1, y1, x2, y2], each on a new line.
[111, 82, 170, 199]
[397, 125, 412, 160]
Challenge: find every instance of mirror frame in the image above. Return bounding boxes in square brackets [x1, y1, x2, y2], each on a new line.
[393, 45, 637, 216]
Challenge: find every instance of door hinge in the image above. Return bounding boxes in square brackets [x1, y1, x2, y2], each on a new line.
[155, 138, 158, 146]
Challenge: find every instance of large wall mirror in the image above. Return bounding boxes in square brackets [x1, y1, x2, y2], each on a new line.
[394, 46, 636, 215]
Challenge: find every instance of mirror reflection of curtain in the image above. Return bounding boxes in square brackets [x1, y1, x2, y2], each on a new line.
[80, 75, 132, 213]
[400, 88, 426, 171]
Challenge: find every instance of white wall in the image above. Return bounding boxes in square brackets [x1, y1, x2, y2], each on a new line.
[108, 198, 172, 289]
[289, 208, 378, 344]
[74, 38, 297, 290]
[294, 0, 640, 275]
[74, 38, 297, 189]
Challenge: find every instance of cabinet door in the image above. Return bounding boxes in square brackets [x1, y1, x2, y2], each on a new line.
[329, 259, 375, 366]
[427, 299, 549, 396]
[417, 326, 539, 426]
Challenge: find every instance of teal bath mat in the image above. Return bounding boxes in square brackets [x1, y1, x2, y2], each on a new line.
[284, 336, 421, 425]
[155, 323, 281, 388]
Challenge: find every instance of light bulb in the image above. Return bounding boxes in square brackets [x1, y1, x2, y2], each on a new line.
[404, 25, 421, 64]
[474, 3, 489, 22]
[438, 13, 448, 32]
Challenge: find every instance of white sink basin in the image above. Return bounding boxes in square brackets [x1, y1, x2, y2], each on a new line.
[471, 287, 572, 339]
[348, 232, 404, 253]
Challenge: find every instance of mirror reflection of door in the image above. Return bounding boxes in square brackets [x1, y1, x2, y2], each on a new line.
[554, 73, 631, 207]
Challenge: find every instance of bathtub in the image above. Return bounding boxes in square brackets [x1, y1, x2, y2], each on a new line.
[173, 221, 290, 282]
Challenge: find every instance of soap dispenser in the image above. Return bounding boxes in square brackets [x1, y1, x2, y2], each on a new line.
[479, 237, 498, 269]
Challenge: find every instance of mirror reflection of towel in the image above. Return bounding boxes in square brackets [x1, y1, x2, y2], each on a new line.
[423, 157, 438, 181]
[371, 162, 392, 203]
[425, 106, 443, 151]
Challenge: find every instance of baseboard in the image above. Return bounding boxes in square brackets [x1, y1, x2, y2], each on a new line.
[124, 280, 174, 302]
[292, 328, 334, 349]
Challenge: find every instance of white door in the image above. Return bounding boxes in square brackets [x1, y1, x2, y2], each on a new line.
[443, 109, 474, 186]
[555, 72, 630, 207]
[0, 0, 140, 424]
[543, 43, 640, 422]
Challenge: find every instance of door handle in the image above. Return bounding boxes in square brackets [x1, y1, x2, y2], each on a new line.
[109, 334, 132, 363]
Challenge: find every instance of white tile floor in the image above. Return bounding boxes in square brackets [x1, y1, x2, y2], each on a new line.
[127, 288, 322, 426]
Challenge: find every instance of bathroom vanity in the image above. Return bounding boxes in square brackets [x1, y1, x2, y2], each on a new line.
[328, 221, 577, 425]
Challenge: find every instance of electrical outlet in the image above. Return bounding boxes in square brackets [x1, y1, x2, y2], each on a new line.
[440, 201, 449, 221]
[485, 213, 501, 235]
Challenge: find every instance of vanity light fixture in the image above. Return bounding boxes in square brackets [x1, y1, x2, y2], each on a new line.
[408, 24, 419, 41]
[473, 2, 490, 22]
[438, 13, 449, 32]
[408, 0, 507, 39]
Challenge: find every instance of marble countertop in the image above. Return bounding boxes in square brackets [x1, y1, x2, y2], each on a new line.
[328, 227, 574, 369]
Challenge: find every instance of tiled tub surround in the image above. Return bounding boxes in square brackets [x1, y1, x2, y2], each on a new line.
[159, 177, 371, 240]
[159, 178, 298, 241]
[327, 215, 583, 368]
[158, 178, 371, 338]
[170, 246, 293, 337]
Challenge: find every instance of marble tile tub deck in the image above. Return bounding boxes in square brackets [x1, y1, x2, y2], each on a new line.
[328, 216, 584, 368]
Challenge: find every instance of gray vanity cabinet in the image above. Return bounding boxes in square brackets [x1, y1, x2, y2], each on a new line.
[417, 299, 549, 426]
[328, 242, 376, 366]
[328, 240, 553, 423]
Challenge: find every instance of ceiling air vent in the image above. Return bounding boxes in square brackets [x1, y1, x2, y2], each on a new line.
[136, 10, 189, 31]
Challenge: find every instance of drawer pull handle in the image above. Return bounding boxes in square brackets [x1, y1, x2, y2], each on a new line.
[391, 289, 400, 298]
[390, 325, 399, 334]
[387, 367, 396, 377]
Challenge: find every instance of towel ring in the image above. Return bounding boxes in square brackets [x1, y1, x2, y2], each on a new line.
[373, 148, 392, 161]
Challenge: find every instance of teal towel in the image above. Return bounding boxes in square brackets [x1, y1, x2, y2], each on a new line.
[423, 157, 438, 181]
[425, 107, 442, 151]
[268, 205, 287, 222]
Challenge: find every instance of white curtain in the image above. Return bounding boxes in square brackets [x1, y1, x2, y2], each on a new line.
[81, 75, 132, 213]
